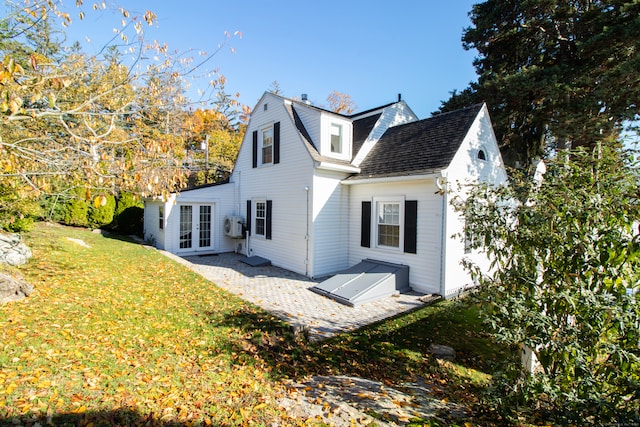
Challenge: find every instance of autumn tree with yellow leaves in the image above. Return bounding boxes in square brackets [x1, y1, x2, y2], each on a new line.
[0, 0, 243, 231]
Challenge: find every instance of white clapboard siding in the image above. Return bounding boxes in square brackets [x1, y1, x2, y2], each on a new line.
[347, 179, 444, 294]
[232, 93, 317, 275]
[149, 183, 237, 255]
[292, 102, 321, 147]
[310, 169, 351, 277]
[441, 105, 508, 297]
[142, 93, 508, 300]
[143, 200, 166, 249]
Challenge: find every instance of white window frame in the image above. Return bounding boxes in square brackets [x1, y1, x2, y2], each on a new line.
[261, 126, 273, 165]
[330, 123, 342, 154]
[373, 196, 404, 250]
[254, 200, 266, 237]
[158, 205, 164, 230]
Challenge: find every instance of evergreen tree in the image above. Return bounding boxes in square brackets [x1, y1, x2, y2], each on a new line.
[440, 0, 640, 166]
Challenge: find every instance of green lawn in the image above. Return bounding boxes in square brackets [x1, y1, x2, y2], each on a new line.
[0, 223, 510, 426]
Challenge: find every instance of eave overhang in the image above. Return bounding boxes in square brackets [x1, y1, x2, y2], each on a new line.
[341, 172, 441, 185]
[315, 161, 361, 173]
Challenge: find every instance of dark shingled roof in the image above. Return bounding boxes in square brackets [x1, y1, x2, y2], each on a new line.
[350, 103, 484, 180]
[352, 113, 382, 160]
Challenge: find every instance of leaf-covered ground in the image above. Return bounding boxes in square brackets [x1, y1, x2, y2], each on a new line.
[0, 223, 511, 426]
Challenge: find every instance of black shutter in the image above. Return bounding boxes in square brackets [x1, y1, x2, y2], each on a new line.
[252, 131, 258, 168]
[273, 122, 280, 164]
[246, 200, 252, 236]
[361, 201, 371, 248]
[266, 200, 272, 240]
[404, 200, 418, 254]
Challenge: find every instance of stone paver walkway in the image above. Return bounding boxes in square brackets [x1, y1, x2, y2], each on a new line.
[160, 251, 426, 340]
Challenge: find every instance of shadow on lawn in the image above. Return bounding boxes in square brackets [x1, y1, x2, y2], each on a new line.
[214, 299, 511, 386]
[1, 407, 196, 427]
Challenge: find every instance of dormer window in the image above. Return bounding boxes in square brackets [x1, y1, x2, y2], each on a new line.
[330, 123, 342, 154]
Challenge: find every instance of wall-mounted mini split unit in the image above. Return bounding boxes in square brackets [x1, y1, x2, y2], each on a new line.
[224, 216, 244, 238]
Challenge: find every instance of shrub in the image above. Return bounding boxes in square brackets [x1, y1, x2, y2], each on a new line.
[112, 192, 144, 235]
[0, 183, 41, 232]
[63, 197, 89, 227]
[455, 144, 640, 424]
[88, 194, 116, 228]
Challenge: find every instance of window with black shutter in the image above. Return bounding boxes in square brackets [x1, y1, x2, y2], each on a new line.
[266, 200, 272, 240]
[273, 122, 280, 164]
[252, 131, 258, 168]
[250, 199, 272, 240]
[404, 200, 417, 254]
[361, 201, 371, 248]
[253, 122, 280, 167]
[246, 200, 252, 235]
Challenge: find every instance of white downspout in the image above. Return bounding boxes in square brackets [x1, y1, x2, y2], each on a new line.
[304, 186, 310, 276]
[436, 174, 448, 297]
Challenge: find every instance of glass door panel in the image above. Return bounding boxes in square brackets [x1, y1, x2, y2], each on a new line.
[199, 205, 212, 248]
[179, 205, 193, 249]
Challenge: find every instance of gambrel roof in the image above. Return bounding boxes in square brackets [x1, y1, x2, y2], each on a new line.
[348, 103, 485, 180]
[256, 92, 485, 180]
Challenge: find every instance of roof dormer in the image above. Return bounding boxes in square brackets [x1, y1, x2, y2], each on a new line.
[319, 113, 352, 161]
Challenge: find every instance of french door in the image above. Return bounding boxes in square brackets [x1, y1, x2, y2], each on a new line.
[178, 204, 214, 252]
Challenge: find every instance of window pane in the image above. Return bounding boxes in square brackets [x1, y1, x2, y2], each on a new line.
[262, 127, 273, 164]
[378, 224, 400, 247]
[378, 203, 399, 225]
[330, 123, 342, 153]
[256, 218, 265, 236]
[377, 202, 400, 247]
[262, 128, 273, 146]
[255, 202, 266, 236]
[262, 146, 272, 164]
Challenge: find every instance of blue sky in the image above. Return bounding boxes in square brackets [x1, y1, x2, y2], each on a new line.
[63, 1, 480, 119]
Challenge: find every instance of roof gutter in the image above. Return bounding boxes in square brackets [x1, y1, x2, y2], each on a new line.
[341, 172, 438, 185]
[316, 162, 361, 173]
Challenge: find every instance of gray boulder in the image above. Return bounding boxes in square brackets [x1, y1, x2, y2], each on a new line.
[0, 272, 34, 304]
[428, 344, 456, 361]
[0, 233, 32, 266]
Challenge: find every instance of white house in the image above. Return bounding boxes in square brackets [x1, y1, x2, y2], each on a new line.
[144, 92, 507, 301]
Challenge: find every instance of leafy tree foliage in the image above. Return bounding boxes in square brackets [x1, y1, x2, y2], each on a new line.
[455, 144, 640, 424]
[0, 1, 244, 230]
[327, 90, 356, 114]
[182, 108, 244, 185]
[440, 0, 640, 166]
[0, 181, 41, 231]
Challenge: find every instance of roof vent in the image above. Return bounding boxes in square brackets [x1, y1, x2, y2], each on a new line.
[398, 93, 402, 102]
[301, 93, 311, 104]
